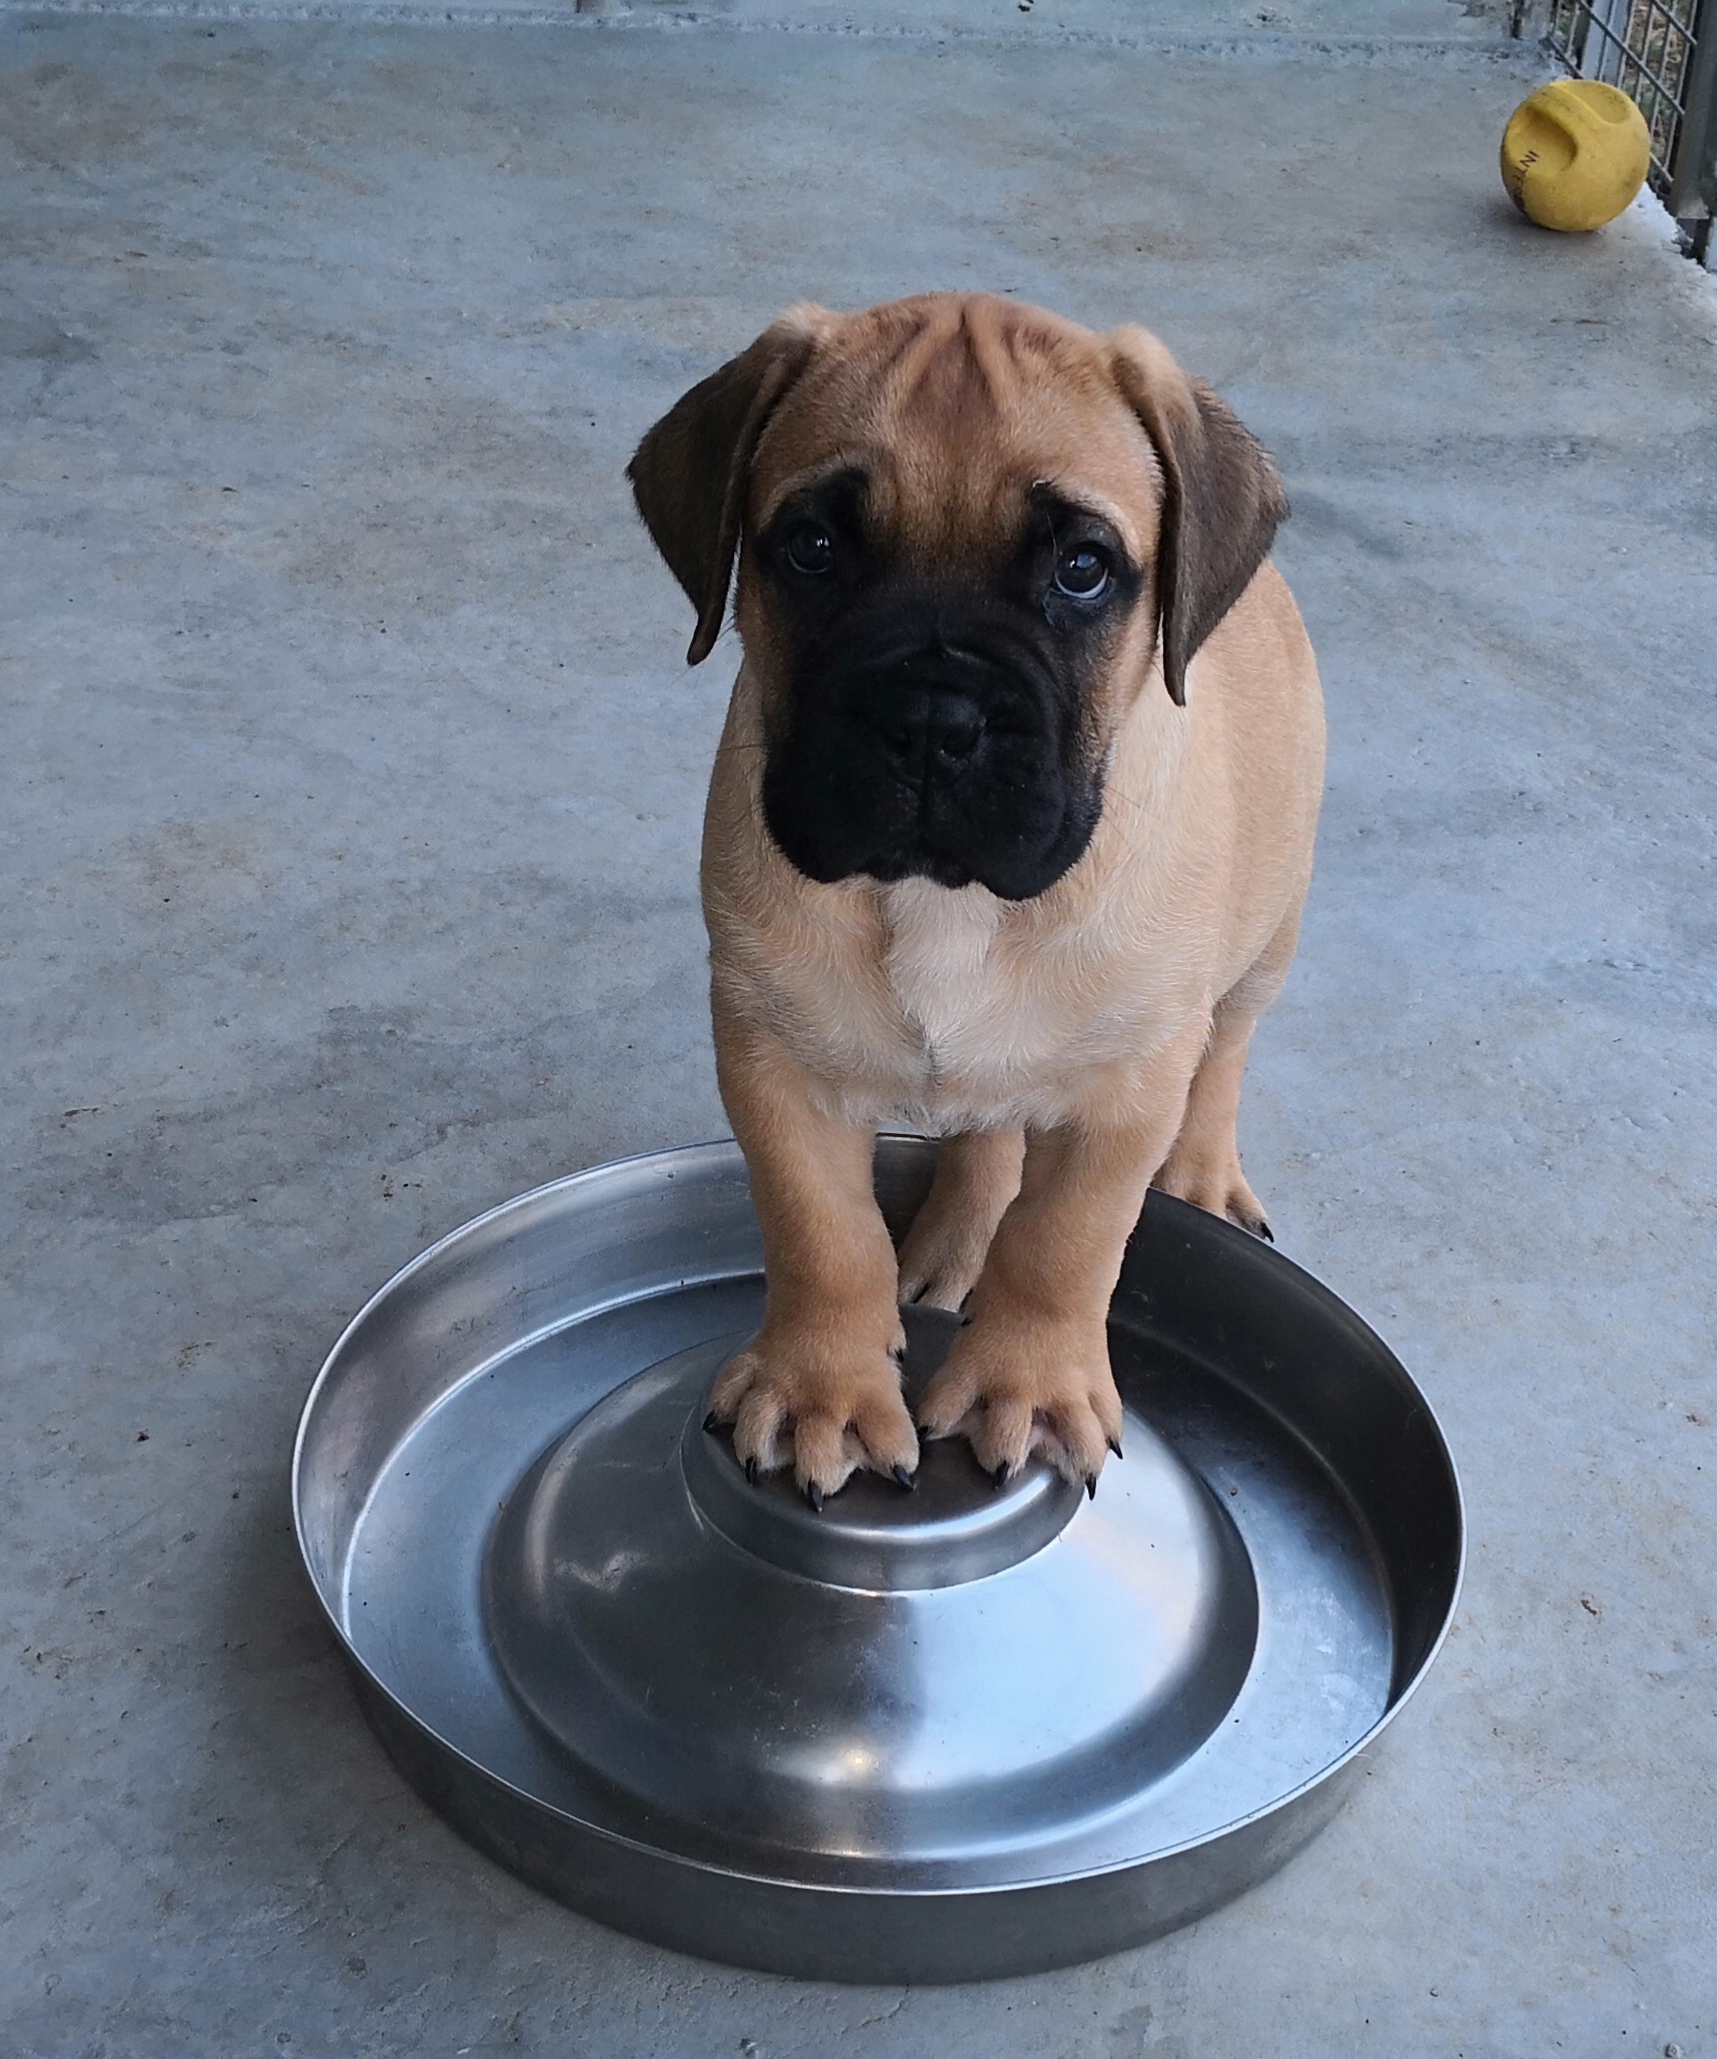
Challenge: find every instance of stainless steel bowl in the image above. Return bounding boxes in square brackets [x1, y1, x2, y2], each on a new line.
[293, 1138, 1462, 1982]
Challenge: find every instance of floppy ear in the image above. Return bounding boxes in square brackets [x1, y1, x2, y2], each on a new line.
[1108, 326, 1288, 706]
[627, 308, 827, 666]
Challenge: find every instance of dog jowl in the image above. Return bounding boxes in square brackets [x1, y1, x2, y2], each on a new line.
[752, 470, 1139, 900]
[628, 294, 1322, 1505]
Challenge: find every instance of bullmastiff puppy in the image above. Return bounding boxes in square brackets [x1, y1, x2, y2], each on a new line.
[629, 292, 1324, 1506]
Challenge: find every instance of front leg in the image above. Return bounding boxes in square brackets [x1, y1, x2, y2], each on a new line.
[916, 1034, 1205, 1489]
[704, 1010, 917, 1503]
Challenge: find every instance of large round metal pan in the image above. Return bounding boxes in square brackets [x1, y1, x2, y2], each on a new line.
[293, 1137, 1462, 1983]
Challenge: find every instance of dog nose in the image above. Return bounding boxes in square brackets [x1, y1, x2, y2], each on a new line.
[878, 692, 985, 774]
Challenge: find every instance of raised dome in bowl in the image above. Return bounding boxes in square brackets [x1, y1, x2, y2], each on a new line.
[483, 1310, 1258, 1873]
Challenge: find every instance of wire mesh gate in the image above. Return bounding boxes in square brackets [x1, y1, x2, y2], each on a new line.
[1542, 0, 1717, 258]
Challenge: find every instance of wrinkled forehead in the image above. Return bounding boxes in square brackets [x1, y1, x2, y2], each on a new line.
[750, 300, 1164, 562]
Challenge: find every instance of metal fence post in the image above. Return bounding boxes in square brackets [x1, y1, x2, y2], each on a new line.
[1668, 0, 1717, 259]
[1580, 0, 1631, 79]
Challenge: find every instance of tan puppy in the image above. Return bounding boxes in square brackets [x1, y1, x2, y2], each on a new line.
[629, 292, 1324, 1504]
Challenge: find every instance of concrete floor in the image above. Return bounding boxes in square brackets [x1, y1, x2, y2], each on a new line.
[3, 2, 1716, 2052]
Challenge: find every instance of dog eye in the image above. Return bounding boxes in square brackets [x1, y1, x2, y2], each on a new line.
[1053, 544, 1111, 601]
[784, 522, 835, 576]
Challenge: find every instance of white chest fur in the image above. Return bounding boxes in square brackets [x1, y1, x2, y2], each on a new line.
[880, 879, 1008, 1063]
[864, 877, 1156, 1130]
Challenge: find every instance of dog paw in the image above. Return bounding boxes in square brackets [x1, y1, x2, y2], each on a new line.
[705, 1318, 918, 1502]
[897, 1222, 989, 1315]
[1153, 1159, 1272, 1242]
[896, 1131, 1024, 1312]
[914, 1313, 1124, 1491]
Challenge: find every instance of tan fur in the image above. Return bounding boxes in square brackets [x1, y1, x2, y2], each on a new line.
[641, 293, 1325, 1496]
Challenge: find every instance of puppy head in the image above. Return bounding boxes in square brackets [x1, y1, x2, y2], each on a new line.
[629, 293, 1285, 901]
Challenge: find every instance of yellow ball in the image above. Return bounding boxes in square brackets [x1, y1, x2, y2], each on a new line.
[1501, 79, 1651, 232]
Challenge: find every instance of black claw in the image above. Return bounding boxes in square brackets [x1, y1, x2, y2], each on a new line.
[1086, 1474, 1098, 1500]
[1107, 1436, 1124, 1461]
[1256, 1218, 1274, 1244]
[806, 1481, 824, 1513]
[892, 1464, 916, 1491]
[744, 1456, 759, 1487]
[992, 1461, 1012, 1488]
[703, 1412, 722, 1435]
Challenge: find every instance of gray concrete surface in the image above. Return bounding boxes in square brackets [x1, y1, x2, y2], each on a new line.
[3, 5, 1715, 2054]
